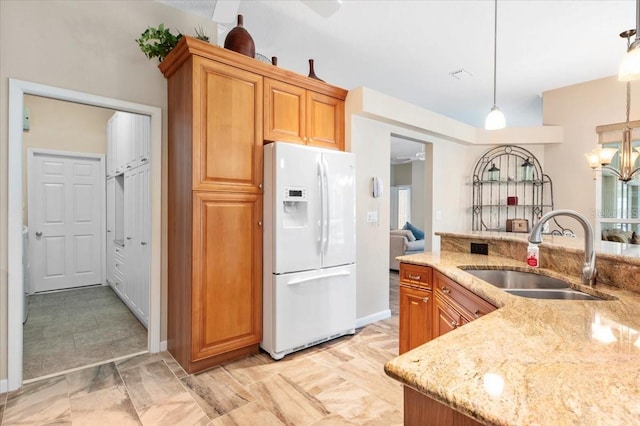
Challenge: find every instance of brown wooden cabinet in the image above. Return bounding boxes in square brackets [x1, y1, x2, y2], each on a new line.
[432, 270, 496, 339]
[399, 286, 433, 354]
[399, 263, 497, 349]
[264, 78, 345, 150]
[399, 263, 433, 354]
[161, 38, 264, 373]
[404, 386, 483, 426]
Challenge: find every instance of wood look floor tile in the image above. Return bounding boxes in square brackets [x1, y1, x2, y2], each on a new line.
[314, 381, 401, 424]
[209, 401, 284, 426]
[276, 358, 346, 396]
[182, 367, 253, 419]
[69, 385, 141, 425]
[11, 273, 401, 426]
[119, 359, 186, 411]
[115, 353, 164, 373]
[249, 374, 329, 426]
[160, 352, 188, 379]
[3, 376, 70, 425]
[310, 413, 358, 425]
[222, 353, 275, 386]
[0, 392, 6, 424]
[65, 362, 122, 398]
[335, 357, 403, 408]
[137, 392, 210, 426]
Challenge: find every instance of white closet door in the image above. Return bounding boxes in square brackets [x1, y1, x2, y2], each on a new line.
[106, 177, 115, 286]
[29, 151, 103, 292]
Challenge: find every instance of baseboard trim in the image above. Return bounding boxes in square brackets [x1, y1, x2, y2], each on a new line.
[1, 378, 7, 394]
[159, 340, 167, 352]
[356, 309, 391, 328]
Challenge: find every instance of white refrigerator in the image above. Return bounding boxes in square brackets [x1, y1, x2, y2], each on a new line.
[262, 142, 356, 360]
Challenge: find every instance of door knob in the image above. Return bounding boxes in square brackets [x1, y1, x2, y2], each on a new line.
[35, 231, 42, 237]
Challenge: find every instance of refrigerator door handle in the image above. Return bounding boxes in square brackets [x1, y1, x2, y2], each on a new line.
[317, 159, 324, 254]
[321, 157, 330, 255]
[287, 271, 351, 286]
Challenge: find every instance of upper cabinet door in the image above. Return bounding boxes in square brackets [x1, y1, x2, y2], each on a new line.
[263, 78, 306, 144]
[306, 91, 344, 151]
[193, 57, 263, 192]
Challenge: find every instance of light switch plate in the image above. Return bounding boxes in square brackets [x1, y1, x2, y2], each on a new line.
[366, 211, 378, 223]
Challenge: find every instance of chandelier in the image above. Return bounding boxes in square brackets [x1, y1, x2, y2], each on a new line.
[585, 31, 638, 182]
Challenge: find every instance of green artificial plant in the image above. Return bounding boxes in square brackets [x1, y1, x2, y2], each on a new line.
[136, 24, 183, 63]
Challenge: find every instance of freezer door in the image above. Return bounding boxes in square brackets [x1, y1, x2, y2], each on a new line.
[272, 265, 356, 355]
[321, 151, 356, 268]
[271, 143, 322, 273]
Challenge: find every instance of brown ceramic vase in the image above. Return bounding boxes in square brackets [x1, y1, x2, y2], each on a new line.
[224, 15, 255, 58]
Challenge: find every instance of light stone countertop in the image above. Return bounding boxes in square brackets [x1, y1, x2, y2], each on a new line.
[384, 250, 640, 426]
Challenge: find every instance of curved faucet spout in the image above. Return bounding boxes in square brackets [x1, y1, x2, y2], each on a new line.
[529, 209, 597, 286]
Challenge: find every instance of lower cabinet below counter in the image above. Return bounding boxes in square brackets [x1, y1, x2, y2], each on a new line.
[398, 263, 496, 354]
[404, 386, 483, 426]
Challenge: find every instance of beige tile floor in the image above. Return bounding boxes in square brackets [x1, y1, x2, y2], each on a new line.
[23, 285, 148, 380]
[1, 273, 401, 425]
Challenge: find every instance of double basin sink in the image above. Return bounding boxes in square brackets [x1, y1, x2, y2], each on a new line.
[462, 269, 603, 301]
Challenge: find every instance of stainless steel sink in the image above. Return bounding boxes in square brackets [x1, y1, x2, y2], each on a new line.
[463, 269, 569, 289]
[461, 268, 603, 301]
[504, 288, 602, 301]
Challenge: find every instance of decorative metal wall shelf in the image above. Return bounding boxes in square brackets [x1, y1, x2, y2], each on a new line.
[472, 145, 574, 235]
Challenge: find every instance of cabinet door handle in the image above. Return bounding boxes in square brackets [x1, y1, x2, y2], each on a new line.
[450, 320, 459, 328]
[141, 242, 147, 245]
[141, 158, 148, 162]
[422, 297, 429, 303]
[408, 274, 421, 280]
[107, 229, 111, 233]
[126, 237, 132, 240]
[127, 165, 132, 169]
[258, 221, 263, 227]
[259, 183, 263, 190]
[441, 287, 451, 294]
[35, 231, 43, 237]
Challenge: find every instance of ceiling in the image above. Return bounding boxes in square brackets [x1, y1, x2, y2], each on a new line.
[159, 0, 636, 159]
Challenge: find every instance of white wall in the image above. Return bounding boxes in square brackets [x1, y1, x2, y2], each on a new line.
[0, 0, 217, 382]
[347, 88, 477, 325]
[346, 87, 555, 325]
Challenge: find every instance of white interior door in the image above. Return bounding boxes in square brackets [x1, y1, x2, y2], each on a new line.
[28, 150, 103, 293]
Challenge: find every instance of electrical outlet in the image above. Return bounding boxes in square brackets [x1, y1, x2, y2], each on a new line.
[470, 242, 489, 255]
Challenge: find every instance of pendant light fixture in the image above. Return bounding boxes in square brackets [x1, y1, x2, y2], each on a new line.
[485, 0, 506, 130]
[619, 0, 640, 81]
[585, 31, 639, 182]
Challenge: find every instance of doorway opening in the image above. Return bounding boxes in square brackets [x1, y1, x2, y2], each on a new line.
[7, 79, 162, 392]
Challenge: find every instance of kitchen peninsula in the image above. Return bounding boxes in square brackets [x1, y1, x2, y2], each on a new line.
[385, 232, 640, 425]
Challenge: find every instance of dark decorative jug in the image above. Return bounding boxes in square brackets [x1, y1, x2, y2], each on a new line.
[308, 59, 324, 81]
[224, 15, 255, 58]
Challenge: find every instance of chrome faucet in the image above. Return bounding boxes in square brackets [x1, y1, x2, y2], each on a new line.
[529, 209, 597, 286]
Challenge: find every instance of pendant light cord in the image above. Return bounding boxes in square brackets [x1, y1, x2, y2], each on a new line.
[492, 0, 498, 106]
[626, 35, 631, 125]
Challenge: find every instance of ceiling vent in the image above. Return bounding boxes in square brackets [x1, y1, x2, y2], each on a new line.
[449, 69, 473, 80]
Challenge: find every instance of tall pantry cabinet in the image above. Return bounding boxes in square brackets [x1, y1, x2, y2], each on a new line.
[160, 37, 347, 373]
[160, 38, 264, 373]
